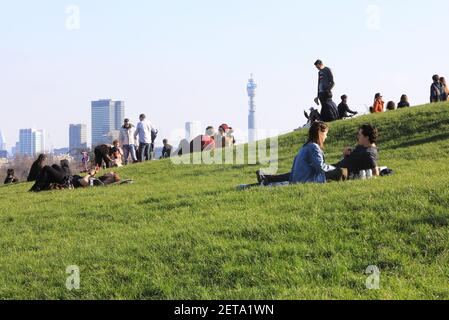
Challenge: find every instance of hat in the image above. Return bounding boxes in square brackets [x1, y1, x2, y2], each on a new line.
[314, 59, 323, 66]
[124, 118, 130, 122]
[375, 93, 383, 99]
[219, 124, 230, 132]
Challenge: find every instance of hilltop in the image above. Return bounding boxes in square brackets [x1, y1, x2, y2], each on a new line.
[0, 102, 449, 299]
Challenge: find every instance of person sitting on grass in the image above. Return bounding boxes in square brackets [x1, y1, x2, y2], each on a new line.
[257, 121, 347, 185]
[29, 160, 72, 192]
[160, 139, 173, 159]
[338, 95, 358, 119]
[190, 126, 216, 153]
[333, 124, 380, 177]
[397, 94, 410, 108]
[111, 140, 124, 167]
[4, 169, 19, 184]
[373, 93, 385, 113]
[386, 101, 396, 111]
[27, 154, 47, 182]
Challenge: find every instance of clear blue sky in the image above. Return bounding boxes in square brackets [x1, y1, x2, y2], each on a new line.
[1, 0, 448, 149]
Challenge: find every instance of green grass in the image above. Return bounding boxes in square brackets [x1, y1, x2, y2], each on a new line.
[1, 102, 449, 300]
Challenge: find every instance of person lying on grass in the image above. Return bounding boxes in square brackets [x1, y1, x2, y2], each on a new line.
[30, 164, 122, 192]
[256, 123, 379, 185]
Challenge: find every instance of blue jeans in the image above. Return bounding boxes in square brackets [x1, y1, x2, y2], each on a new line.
[139, 143, 151, 162]
[123, 144, 137, 165]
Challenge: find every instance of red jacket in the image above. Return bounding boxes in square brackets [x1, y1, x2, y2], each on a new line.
[373, 99, 384, 113]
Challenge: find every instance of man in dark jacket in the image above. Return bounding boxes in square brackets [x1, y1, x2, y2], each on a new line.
[94, 144, 113, 168]
[338, 95, 358, 119]
[314, 59, 335, 106]
[160, 139, 173, 159]
[430, 74, 442, 103]
[320, 92, 339, 122]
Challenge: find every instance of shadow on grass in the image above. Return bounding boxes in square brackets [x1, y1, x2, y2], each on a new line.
[384, 132, 449, 150]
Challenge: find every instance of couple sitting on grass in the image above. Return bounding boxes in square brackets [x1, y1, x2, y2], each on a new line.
[256, 122, 379, 186]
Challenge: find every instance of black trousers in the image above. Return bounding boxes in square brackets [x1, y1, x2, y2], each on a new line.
[94, 149, 111, 168]
[318, 91, 330, 106]
[262, 168, 345, 184]
[31, 165, 66, 191]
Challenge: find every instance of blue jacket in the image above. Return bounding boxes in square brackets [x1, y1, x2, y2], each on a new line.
[289, 142, 335, 184]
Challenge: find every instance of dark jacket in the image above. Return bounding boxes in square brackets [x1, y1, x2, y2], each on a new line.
[337, 102, 357, 119]
[430, 82, 442, 102]
[321, 99, 339, 122]
[397, 101, 410, 108]
[27, 161, 42, 182]
[318, 67, 335, 95]
[161, 145, 173, 159]
[4, 176, 19, 184]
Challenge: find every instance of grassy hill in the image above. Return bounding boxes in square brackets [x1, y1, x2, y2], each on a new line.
[1, 102, 449, 300]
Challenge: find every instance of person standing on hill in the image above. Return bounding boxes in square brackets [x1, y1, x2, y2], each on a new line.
[314, 60, 335, 107]
[338, 95, 358, 119]
[134, 114, 157, 162]
[397, 94, 410, 108]
[373, 93, 385, 113]
[440, 77, 449, 101]
[430, 75, 443, 103]
[119, 118, 138, 165]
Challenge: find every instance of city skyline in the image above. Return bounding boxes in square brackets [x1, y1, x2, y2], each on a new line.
[1, 1, 448, 149]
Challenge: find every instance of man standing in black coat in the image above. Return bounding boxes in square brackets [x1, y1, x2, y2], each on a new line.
[314, 59, 335, 107]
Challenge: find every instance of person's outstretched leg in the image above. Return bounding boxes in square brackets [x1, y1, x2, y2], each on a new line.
[257, 171, 291, 185]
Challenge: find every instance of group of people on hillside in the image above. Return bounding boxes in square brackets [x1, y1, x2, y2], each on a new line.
[309, 59, 414, 120]
[94, 114, 158, 168]
[370, 93, 411, 113]
[23, 155, 121, 192]
[174, 124, 236, 156]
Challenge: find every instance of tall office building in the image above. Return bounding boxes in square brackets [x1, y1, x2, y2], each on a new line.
[69, 124, 87, 152]
[0, 130, 6, 151]
[91, 99, 125, 147]
[185, 121, 202, 141]
[18, 129, 45, 156]
[247, 74, 257, 143]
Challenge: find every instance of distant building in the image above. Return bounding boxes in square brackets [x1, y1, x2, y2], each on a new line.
[185, 121, 202, 141]
[18, 129, 45, 157]
[0, 130, 6, 151]
[69, 124, 87, 152]
[91, 99, 125, 147]
[247, 74, 257, 143]
[0, 150, 7, 159]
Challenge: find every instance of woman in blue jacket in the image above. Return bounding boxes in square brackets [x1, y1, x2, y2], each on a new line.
[257, 121, 346, 185]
